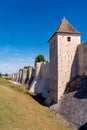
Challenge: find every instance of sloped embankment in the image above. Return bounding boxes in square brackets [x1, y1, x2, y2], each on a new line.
[51, 76, 87, 130]
[0, 78, 70, 130]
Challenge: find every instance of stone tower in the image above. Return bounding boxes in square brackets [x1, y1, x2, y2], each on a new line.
[48, 18, 81, 103]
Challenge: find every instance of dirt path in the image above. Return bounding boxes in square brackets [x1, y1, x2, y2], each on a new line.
[9, 80, 22, 85]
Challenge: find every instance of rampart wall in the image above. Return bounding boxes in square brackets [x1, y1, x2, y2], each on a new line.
[78, 42, 87, 75]
[12, 66, 35, 86]
[29, 62, 50, 99]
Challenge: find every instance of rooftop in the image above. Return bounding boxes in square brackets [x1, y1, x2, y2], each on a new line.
[49, 18, 81, 42]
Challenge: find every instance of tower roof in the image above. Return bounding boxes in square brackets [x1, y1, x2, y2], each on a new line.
[48, 18, 81, 42]
[56, 18, 80, 33]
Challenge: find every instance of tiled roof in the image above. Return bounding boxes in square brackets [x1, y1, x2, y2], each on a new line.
[56, 18, 80, 34]
[48, 18, 81, 42]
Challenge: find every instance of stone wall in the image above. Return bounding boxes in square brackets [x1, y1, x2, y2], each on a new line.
[34, 62, 50, 79]
[29, 62, 50, 99]
[78, 41, 87, 75]
[35, 62, 42, 79]
[16, 72, 20, 82]
[28, 67, 35, 86]
[19, 70, 23, 83]
[57, 34, 80, 102]
[49, 36, 58, 102]
[21, 69, 29, 84]
[12, 73, 17, 81]
[49, 33, 81, 103]
[12, 66, 35, 86]
[20, 67, 35, 85]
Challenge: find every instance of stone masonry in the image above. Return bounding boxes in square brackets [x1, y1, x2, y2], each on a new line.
[12, 66, 35, 86]
[28, 66, 35, 86]
[29, 62, 50, 99]
[49, 18, 81, 103]
[12, 73, 17, 81]
[19, 70, 23, 83]
[78, 41, 87, 75]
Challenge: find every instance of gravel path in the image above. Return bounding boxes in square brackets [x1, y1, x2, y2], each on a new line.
[9, 80, 22, 85]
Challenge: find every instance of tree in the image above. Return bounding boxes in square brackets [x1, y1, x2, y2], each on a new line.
[24, 65, 30, 69]
[0, 73, 2, 77]
[35, 54, 46, 63]
[4, 73, 8, 77]
[19, 69, 23, 71]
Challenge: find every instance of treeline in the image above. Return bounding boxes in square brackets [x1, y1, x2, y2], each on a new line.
[0, 73, 2, 77]
[0, 73, 10, 77]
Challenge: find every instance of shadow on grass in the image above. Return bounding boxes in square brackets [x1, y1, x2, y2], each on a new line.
[26, 91, 46, 106]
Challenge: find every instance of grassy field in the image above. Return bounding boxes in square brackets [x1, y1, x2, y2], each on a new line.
[0, 78, 70, 130]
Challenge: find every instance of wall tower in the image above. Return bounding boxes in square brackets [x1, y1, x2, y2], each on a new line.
[48, 18, 81, 102]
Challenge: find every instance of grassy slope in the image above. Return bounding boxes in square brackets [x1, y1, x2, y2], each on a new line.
[0, 78, 70, 130]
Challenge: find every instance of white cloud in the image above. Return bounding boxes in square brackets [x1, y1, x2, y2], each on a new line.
[0, 45, 48, 75]
[0, 46, 11, 55]
[0, 56, 34, 75]
[0, 45, 36, 74]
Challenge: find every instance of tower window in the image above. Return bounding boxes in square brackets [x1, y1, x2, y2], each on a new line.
[67, 37, 71, 42]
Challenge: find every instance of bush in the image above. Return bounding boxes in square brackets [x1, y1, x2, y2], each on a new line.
[19, 69, 23, 71]
[4, 73, 8, 76]
[4, 77, 11, 80]
[35, 54, 46, 63]
[0, 73, 2, 77]
[24, 66, 30, 69]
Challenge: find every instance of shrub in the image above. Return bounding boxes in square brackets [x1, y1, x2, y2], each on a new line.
[24, 66, 30, 69]
[0, 73, 2, 77]
[35, 54, 46, 63]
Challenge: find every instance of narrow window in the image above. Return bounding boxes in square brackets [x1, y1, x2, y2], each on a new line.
[67, 37, 71, 42]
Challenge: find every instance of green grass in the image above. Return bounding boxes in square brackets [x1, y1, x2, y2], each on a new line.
[0, 77, 71, 130]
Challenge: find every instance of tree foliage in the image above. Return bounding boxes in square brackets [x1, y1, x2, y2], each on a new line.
[19, 69, 23, 71]
[0, 73, 2, 77]
[35, 54, 46, 63]
[24, 65, 30, 69]
[4, 73, 8, 77]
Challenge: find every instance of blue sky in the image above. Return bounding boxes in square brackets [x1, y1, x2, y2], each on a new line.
[0, 0, 87, 74]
